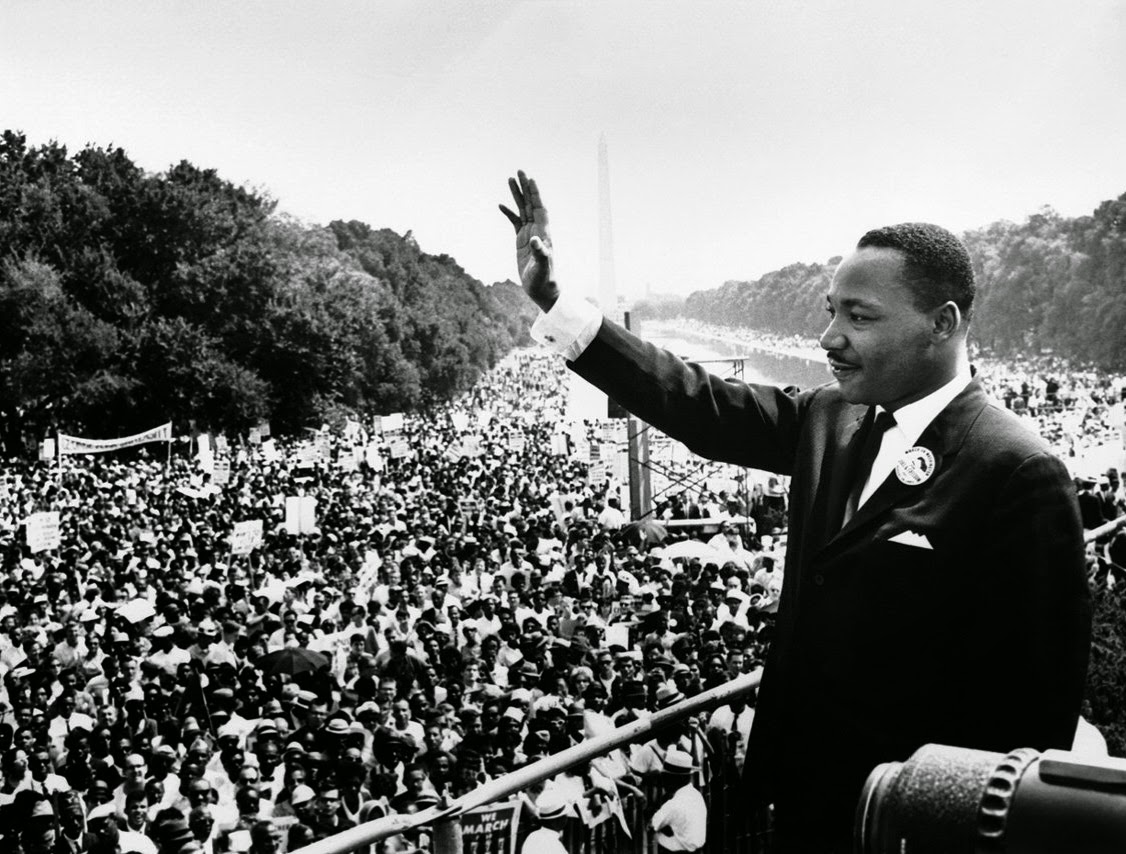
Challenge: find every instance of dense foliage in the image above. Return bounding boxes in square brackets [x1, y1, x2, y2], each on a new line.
[0, 131, 534, 449]
[646, 195, 1126, 370]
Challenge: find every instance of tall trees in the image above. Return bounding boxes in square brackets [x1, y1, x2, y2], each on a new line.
[679, 195, 1126, 370]
[0, 132, 526, 448]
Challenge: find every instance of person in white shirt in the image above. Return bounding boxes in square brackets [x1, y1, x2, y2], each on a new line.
[520, 790, 570, 854]
[708, 694, 756, 774]
[650, 748, 707, 853]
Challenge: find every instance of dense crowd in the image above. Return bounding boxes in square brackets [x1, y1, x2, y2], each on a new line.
[0, 341, 1121, 854]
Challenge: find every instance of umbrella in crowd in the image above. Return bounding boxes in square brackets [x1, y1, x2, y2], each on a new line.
[653, 539, 728, 564]
[257, 646, 330, 677]
[116, 598, 157, 624]
[620, 518, 669, 547]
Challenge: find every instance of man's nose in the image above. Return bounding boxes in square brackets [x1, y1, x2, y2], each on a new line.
[819, 315, 845, 351]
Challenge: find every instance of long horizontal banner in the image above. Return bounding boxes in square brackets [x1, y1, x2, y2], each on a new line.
[58, 422, 172, 456]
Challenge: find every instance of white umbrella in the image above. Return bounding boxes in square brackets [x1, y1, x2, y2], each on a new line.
[653, 540, 728, 564]
[117, 598, 157, 624]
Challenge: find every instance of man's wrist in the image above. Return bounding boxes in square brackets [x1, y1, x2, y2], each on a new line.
[530, 293, 603, 360]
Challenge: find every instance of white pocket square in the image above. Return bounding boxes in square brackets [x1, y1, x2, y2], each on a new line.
[888, 530, 933, 550]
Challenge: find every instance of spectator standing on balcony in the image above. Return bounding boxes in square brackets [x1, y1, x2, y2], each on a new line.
[502, 170, 1090, 853]
[650, 748, 706, 853]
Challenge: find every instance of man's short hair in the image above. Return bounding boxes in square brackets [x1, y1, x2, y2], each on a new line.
[856, 223, 975, 320]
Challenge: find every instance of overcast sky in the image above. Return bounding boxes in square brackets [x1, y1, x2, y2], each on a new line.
[2, 0, 1124, 300]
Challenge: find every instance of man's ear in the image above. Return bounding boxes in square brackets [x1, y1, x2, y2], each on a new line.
[932, 301, 962, 341]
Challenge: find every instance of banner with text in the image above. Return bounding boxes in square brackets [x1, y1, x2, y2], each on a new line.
[59, 423, 172, 457]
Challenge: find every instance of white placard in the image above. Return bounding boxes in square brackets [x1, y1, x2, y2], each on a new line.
[26, 511, 61, 554]
[261, 439, 279, 463]
[284, 496, 318, 535]
[550, 434, 568, 456]
[381, 412, 404, 434]
[230, 520, 263, 555]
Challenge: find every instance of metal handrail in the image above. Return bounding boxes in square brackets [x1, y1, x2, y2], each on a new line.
[289, 669, 762, 854]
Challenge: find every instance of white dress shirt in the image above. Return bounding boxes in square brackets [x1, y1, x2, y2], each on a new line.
[857, 367, 973, 509]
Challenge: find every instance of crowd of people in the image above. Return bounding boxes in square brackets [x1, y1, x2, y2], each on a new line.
[0, 340, 1121, 854]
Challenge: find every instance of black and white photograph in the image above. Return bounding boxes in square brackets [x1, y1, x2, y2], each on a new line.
[0, 2, 1124, 853]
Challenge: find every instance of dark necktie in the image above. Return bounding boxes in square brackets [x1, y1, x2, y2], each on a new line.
[842, 409, 897, 527]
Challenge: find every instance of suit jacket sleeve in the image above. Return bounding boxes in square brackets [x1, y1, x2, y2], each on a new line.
[570, 318, 814, 474]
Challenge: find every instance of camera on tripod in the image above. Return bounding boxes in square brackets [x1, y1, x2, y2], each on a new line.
[856, 743, 1126, 853]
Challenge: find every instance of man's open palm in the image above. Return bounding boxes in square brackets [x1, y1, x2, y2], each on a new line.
[499, 170, 559, 312]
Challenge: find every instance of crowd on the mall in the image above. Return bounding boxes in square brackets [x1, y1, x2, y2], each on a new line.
[0, 343, 1121, 854]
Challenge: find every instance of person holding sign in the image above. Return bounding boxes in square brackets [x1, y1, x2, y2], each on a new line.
[500, 170, 1091, 852]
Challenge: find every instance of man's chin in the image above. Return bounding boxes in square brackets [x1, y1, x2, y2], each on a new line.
[833, 372, 868, 404]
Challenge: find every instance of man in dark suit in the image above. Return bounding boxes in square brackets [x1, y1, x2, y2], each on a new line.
[500, 171, 1091, 852]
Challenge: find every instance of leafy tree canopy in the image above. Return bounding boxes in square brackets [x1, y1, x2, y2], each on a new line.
[0, 131, 534, 448]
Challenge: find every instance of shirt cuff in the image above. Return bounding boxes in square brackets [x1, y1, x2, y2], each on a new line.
[530, 292, 604, 361]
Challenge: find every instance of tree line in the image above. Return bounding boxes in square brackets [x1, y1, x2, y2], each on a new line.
[0, 131, 536, 450]
[635, 194, 1126, 370]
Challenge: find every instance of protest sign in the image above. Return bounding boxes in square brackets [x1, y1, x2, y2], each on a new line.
[285, 496, 318, 535]
[451, 411, 470, 431]
[508, 435, 526, 454]
[261, 439, 280, 463]
[588, 461, 608, 484]
[460, 799, 521, 854]
[248, 427, 262, 445]
[39, 438, 56, 461]
[605, 623, 630, 650]
[381, 412, 404, 434]
[295, 444, 319, 468]
[212, 460, 231, 486]
[550, 433, 568, 456]
[338, 447, 358, 471]
[230, 520, 263, 555]
[388, 439, 410, 460]
[26, 511, 61, 554]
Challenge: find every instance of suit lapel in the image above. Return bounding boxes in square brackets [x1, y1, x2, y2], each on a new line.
[826, 379, 989, 545]
[810, 408, 870, 550]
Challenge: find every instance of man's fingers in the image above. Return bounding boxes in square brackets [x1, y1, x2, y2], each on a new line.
[517, 170, 534, 221]
[498, 205, 521, 232]
[508, 176, 525, 217]
[525, 177, 548, 225]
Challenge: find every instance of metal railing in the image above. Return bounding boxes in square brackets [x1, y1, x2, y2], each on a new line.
[291, 670, 763, 854]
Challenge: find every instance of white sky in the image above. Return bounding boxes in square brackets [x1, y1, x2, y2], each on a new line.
[2, 0, 1125, 300]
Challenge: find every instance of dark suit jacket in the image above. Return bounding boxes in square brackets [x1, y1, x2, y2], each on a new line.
[570, 319, 1091, 849]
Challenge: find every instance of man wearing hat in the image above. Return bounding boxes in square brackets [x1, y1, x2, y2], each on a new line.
[650, 748, 706, 852]
[520, 789, 569, 854]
